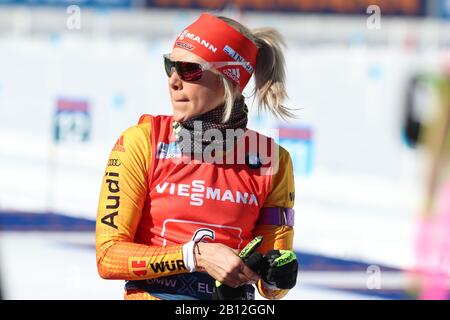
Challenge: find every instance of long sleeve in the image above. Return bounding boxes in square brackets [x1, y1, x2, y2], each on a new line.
[255, 145, 296, 299]
[96, 122, 189, 280]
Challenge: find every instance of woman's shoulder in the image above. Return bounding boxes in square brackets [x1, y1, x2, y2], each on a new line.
[137, 114, 173, 125]
[118, 118, 152, 148]
[119, 114, 175, 147]
[245, 128, 292, 160]
[276, 143, 291, 160]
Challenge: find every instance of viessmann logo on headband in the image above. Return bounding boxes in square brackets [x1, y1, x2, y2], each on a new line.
[178, 29, 218, 53]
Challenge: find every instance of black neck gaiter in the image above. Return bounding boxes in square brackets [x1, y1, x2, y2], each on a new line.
[173, 96, 248, 155]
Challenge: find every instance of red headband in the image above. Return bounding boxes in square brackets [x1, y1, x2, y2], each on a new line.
[173, 13, 259, 92]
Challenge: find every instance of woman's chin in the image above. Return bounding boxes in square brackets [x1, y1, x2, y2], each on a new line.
[172, 112, 190, 123]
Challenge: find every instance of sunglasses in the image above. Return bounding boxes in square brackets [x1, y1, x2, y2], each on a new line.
[163, 53, 250, 81]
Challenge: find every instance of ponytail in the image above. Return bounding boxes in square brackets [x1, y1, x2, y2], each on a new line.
[217, 16, 297, 121]
[252, 28, 296, 120]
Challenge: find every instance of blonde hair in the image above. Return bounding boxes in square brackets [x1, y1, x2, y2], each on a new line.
[217, 15, 296, 122]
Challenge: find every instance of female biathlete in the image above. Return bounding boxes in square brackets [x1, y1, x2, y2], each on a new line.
[96, 13, 298, 300]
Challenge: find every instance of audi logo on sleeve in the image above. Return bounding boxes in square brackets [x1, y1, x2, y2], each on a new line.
[107, 159, 121, 167]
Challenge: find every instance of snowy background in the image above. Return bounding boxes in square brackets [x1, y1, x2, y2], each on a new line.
[0, 4, 448, 299]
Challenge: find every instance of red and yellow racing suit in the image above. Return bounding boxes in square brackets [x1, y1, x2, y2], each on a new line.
[96, 115, 295, 300]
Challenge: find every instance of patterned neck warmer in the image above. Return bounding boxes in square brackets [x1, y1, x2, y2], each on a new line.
[173, 96, 248, 155]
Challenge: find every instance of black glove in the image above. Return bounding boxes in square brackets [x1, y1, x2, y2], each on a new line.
[261, 250, 298, 290]
[212, 236, 264, 300]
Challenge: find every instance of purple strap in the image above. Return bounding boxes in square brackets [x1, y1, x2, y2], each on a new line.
[256, 207, 295, 227]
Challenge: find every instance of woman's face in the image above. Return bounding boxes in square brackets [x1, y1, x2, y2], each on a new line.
[168, 47, 225, 122]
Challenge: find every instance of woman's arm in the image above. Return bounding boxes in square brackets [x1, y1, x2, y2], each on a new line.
[255, 145, 296, 299]
[254, 225, 294, 299]
[96, 122, 189, 280]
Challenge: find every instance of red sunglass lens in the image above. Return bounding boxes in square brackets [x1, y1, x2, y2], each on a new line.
[176, 61, 203, 81]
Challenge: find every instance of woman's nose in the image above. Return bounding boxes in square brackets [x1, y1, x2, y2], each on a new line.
[168, 68, 183, 91]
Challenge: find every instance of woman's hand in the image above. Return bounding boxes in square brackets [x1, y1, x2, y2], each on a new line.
[194, 242, 260, 288]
